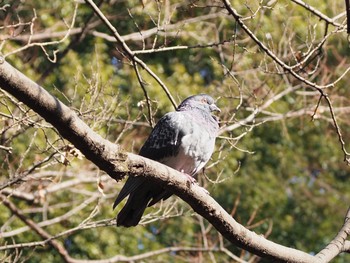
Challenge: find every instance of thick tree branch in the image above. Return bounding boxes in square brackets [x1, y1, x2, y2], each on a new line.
[0, 58, 319, 262]
[316, 207, 350, 262]
[0, 58, 124, 183]
[344, 240, 350, 252]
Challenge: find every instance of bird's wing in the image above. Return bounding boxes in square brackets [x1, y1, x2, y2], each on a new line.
[113, 112, 185, 210]
[139, 111, 185, 160]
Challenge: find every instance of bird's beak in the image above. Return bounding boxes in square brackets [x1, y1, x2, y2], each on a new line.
[210, 103, 221, 113]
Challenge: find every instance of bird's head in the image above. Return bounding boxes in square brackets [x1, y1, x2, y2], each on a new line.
[177, 94, 221, 113]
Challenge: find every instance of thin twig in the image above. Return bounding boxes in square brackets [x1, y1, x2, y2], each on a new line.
[311, 94, 323, 121]
[291, 0, 344, 28]
[323, 95, 350, 164]
[0, 151, 58, 190]
[4, 4, 79, 60]
[133, 62, 154, 127]
[0, 194, 99, 238]
[222, 0, 350, 164]
[0, 145, 12, 153]
[84, 0, 177, 109]
[0, 194, 73, 262]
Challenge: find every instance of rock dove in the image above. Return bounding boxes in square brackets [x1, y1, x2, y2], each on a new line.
[113, 94, 220, 227]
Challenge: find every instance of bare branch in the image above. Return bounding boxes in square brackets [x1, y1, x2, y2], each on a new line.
[0, 59, 123, 182]
[133, 62, 154, 127]
[323, 95, 350, 163]
[219, 85, 301, 134]
[291, 0, 344, 28]
[316, 207, 350, 262]
[12, 12, 228, 45]
[0, 58, 318, 262]
[0, 194, 99, 238]
[84, 0, 178, 109]
[345, 0, 350, 34]
[0, 194, 72, 262]
[0, 144, 12, 153]
[3, 4, 79, 61]
[222, 0, 350, 164]
[344, 241, 350, 252]
[0, 150, 59, 190]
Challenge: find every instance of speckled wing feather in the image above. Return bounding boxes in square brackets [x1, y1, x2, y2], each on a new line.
[139, 112, 185, 160]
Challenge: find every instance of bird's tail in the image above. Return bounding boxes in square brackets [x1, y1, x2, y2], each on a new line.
[116, 191, 151, 227]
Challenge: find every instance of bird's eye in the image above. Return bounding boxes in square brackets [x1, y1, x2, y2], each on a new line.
[201, 98, 208, 104]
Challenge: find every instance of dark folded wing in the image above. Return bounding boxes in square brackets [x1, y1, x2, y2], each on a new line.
[139, 112, 184, 161]
[113, 112, 184, 209]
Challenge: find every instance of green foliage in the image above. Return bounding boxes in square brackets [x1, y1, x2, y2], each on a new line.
[1, 0, 350, 262]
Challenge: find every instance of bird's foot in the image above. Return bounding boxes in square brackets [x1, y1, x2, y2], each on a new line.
[180, 170, 209, 195]
[181, 170, 197, 184]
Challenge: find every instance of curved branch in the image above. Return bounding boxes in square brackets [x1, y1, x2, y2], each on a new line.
[344, 240, 350, 252]
[0, 58, 124, 184]
[0, 58, 318, 262]
[316, 207, 350, 262]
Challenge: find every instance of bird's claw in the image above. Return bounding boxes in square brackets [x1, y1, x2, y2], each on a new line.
[181, 170, 209, 195]
[181, 170, 196, 184]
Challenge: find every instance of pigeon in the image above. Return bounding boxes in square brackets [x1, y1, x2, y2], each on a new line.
[113, 94, 220, 227]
